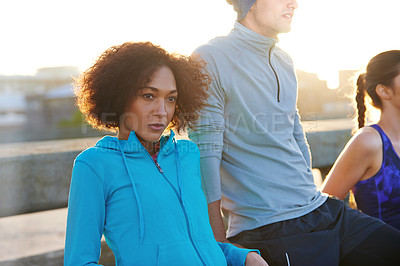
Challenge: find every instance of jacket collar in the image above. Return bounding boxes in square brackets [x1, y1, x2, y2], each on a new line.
[229, 21, 278, 55]
[96, 129, 175, 156]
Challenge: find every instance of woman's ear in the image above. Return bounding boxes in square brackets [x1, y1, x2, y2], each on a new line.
[376, 84, 392, 101]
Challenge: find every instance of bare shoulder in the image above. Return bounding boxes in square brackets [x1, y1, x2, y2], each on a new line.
[322, 126, 382, 197]
[350, 126, 382, 154]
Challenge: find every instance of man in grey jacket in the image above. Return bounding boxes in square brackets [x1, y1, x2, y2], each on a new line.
[188, 0, 400, 265]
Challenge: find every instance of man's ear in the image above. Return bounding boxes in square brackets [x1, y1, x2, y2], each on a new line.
[376, 84, 392, 101]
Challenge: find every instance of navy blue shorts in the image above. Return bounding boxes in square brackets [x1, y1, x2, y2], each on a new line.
[228, 197, 399, 266]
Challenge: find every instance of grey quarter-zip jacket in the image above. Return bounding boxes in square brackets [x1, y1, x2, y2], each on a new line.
[188, 21, 327, 238]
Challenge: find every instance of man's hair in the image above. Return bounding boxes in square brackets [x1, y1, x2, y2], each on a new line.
[75, 41, 210, 133]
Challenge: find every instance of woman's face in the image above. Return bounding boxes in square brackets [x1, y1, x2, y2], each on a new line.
[122, 66, 177, 143]
[390, 73, 400, 108]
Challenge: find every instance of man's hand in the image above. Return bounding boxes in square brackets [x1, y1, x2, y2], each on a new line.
[208, 201, 268, 265]
[208, 200, 229, 242]
[245, 252, 269, 266]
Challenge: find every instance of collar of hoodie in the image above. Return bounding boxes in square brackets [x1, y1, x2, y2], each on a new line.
[96, 130, 175, 156]
[229, 21, 279, 56]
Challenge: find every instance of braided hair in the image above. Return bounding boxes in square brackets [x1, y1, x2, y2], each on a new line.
[355, 50, 400, 129]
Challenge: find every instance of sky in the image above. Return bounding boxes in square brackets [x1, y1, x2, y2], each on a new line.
[1, 0, 399, 88]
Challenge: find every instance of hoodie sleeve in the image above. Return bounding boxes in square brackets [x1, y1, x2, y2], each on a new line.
[64, 160, 106, 266]
[217, 242, 260, 266]
[188, 46, 225, 204]
[293, 110, 312, 168]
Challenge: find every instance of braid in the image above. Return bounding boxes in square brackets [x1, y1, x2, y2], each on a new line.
[356, 74, 366, 129]
[354, 50, 400, 129]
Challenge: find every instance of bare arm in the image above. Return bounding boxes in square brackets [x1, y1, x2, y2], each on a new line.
[245, 252, 269, 266]
[208, 200, 247, 250]
[212, 201, 268, 265]
[188, 49, 229, 237]
[321, 127, 382, 199]
[207, 200, 229, 242]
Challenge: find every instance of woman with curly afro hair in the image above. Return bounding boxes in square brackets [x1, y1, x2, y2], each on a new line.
[64, 41, 264, 266]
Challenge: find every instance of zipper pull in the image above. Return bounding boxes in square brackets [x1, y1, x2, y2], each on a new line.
[285, 252, 290, 266]
[155, 161, 163, 173]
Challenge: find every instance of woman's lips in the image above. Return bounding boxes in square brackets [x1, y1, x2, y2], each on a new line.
[148, 123, 165, 131]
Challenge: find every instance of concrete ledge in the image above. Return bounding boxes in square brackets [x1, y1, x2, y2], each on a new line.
[306, 129, 351, 168]
[303, 118, 353, 169]
[0, 126, 352, 217]
[0, 208, 115, 265]
[0, 250, 64, 266]
[0, 244, 114, 266]
[0, 138, 98, 217]
[0, 208, 67, 263]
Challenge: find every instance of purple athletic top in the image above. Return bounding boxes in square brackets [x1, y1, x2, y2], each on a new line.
[352, 124, 400, 230]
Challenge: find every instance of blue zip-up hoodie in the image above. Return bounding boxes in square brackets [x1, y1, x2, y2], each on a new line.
[64, 130, 255, 265]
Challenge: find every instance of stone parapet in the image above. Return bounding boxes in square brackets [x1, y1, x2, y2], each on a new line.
[0, 138, 98, 218]
[306, 129, 352, 168]
[0, 121, 353, 217]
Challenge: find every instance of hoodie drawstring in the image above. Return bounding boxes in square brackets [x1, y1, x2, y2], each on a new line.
[116, 135, 206, 265]
[173, 139, 183, 198]
[117, 140, 145, 244]
[173, 139, 207, 266]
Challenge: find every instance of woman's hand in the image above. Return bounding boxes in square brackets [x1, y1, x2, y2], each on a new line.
[245, 252, 269, 266]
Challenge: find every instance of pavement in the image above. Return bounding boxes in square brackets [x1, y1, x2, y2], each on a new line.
[0, 208, 67, 263]
[0, 208, 116, 265]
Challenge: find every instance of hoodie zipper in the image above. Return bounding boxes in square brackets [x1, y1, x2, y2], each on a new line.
[143, 148, 207, 266]
[268, 44, 281, 102]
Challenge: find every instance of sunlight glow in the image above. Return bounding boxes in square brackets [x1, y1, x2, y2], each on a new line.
[1, 0, 399, 88]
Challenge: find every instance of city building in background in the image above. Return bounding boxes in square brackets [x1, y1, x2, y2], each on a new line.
[0, 66, 358, 144]
[297, 69, 357, 122]
[0, 66, 106, 144]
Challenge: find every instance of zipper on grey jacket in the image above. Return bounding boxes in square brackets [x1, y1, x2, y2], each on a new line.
[268, 44, 281, 102]
[144, 149, 207, 266]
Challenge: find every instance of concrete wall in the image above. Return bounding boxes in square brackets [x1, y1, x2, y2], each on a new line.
[0, 138, 98, 218]
[0, 128, 352, 217]
[306, 129, 352, 168]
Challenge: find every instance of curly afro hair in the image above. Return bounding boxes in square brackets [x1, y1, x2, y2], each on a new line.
[75, 41, 210, 133]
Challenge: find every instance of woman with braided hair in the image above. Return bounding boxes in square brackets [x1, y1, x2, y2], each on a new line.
[322, 50, 400, 230]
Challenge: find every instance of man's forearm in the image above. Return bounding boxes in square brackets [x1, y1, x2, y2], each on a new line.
[208, 199, 228, 242]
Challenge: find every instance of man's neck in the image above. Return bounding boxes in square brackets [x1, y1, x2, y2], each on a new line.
[238, 19, 278, 39]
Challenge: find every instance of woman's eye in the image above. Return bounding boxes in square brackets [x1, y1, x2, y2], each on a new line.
[143, 94, 154, 99]
[168, 97, 177, 102]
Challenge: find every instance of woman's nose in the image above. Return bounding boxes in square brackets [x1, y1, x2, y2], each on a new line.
[154, 99, 167, 117]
